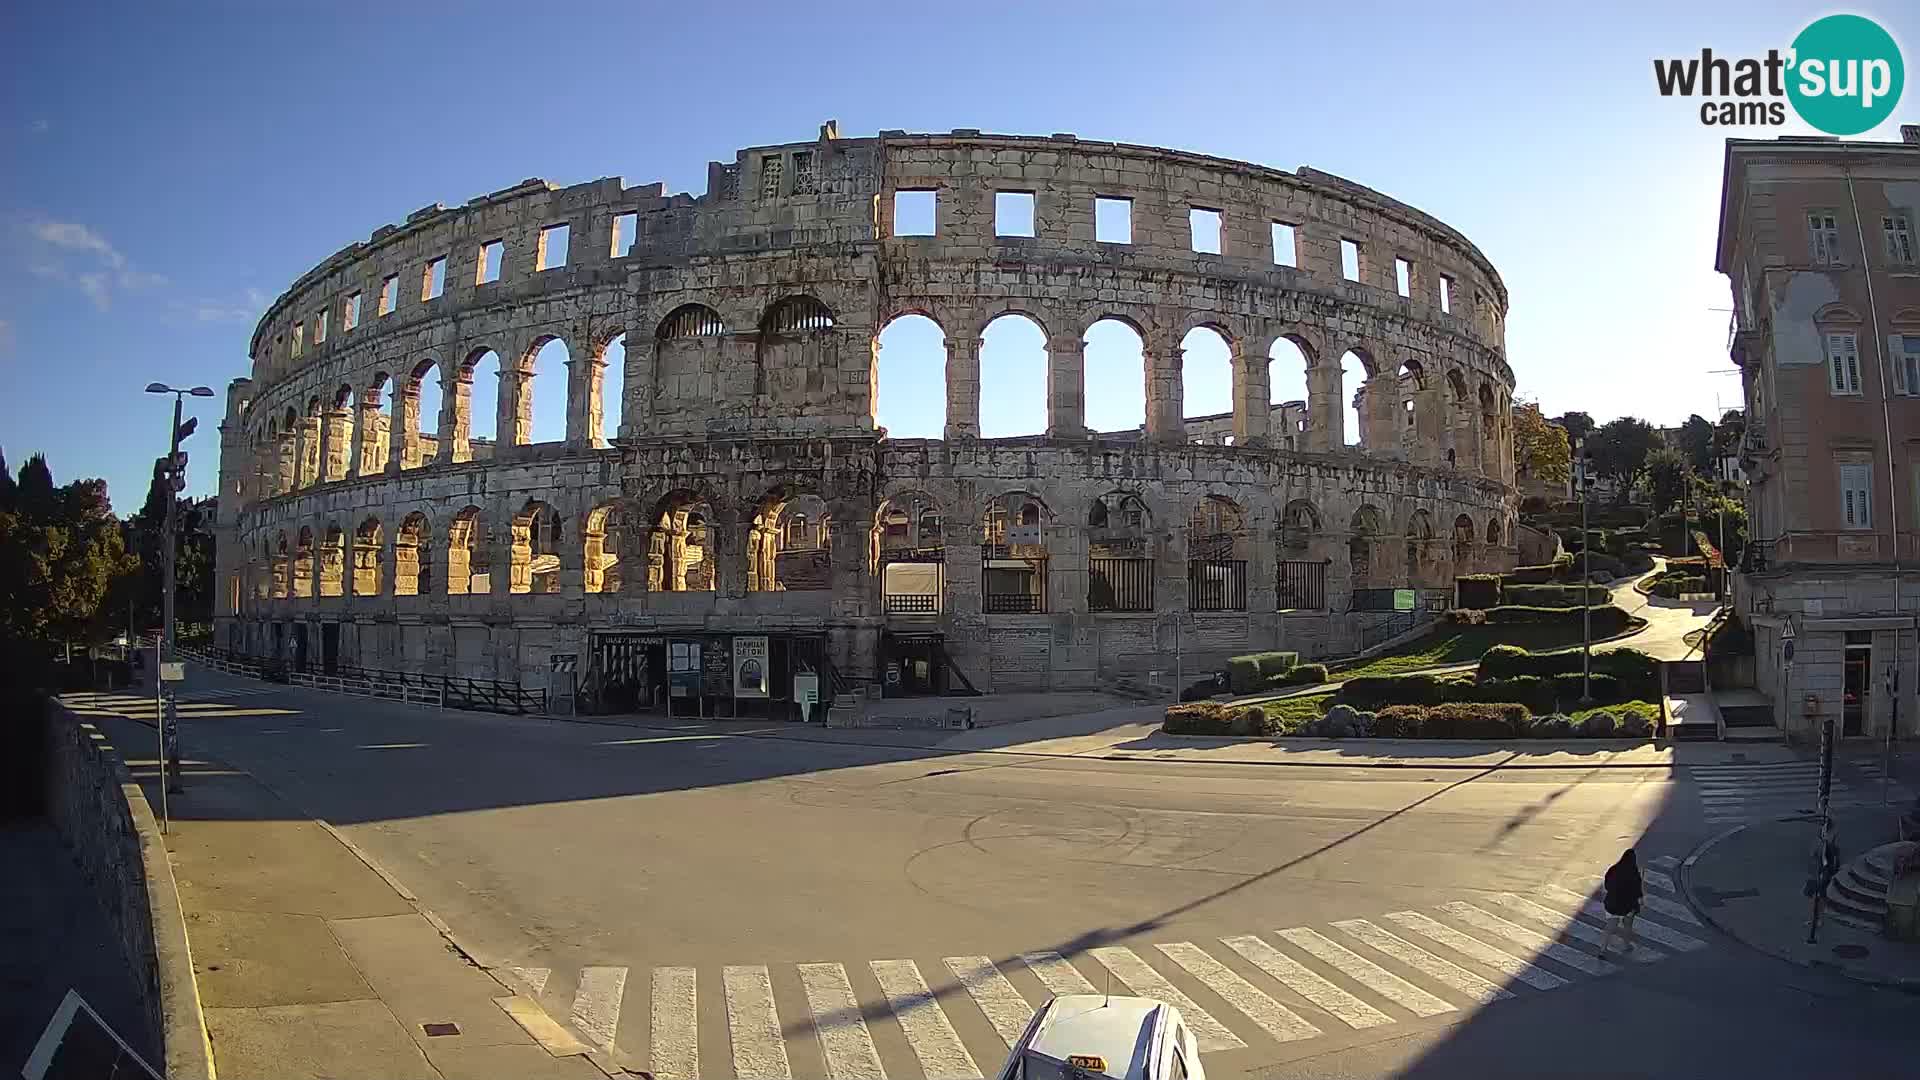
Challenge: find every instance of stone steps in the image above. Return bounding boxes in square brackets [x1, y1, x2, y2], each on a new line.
[1823, 841, 1917, 932]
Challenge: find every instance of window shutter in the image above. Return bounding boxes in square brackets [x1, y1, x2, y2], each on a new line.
[1893, 335, 1908, 395]
[1845, 487, 1857, 526]
[1830, 335, 1847, 392]
[1848, 353, 1862, 394]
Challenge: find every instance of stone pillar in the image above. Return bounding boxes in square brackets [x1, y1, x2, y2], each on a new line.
[944, 335, 980, 440]
[1413, 384, 1447, 466]
[1046, 335, 1085, 437]
[567, 356, 607, 449]
[1232, 344, 1270, 446]
[1145, 343, 1184, 444]
[326, 405, 353, 482]
[440, 372, 470, 464]
[1305, 362, 1344, 452]
[620, 338, 655, 440]
[499, 365, 532, 449]
[713, 509, 745, 599]
[1363, 375, 1401, 459]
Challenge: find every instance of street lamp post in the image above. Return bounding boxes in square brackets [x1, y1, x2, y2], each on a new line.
[1576, 441, 1596, 704]
[145, 383, 214, 819]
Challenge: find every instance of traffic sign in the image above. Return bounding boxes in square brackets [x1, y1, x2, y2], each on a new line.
[1781, 622, 1795, 640]
[1784, 640, 1796, 664]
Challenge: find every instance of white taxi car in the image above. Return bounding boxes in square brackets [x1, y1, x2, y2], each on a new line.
[993, 994, 1206, 1080]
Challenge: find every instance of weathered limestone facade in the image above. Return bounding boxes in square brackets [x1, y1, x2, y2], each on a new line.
[214, 125, 1518, 702]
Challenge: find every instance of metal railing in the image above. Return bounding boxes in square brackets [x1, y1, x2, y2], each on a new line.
[175, 645, 546, 715]
[884, 592, 941, 614]
[1187, 558, 1248, 612]
[1089, 557, 1153, 612]
[1739, 538, 1776, 574]
[1277, 560, 1329, 611]
[983, 591, 1045, 614]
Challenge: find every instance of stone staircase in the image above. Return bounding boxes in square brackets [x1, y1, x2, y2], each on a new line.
[1825, 841, 1917, 932]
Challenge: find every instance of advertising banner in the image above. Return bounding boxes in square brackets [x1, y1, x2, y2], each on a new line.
[734, 635, 769, 698]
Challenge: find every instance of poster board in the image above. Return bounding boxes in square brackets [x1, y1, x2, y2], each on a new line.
[733, 636, 769, 698]
[701, 637, 732, 696]
[668, 640, 701, 698]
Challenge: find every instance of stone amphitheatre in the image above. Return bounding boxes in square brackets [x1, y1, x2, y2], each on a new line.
[211, 123, 1518, 714]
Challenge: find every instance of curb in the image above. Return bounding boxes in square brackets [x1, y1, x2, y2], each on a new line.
[1678, 816, 1920, 991]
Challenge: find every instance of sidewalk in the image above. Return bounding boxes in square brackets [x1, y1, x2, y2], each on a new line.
[1681, 805, 1920, 987]
[87, 710, 602, 1080]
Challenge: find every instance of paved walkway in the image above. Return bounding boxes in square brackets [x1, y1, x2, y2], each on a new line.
[80, 707, 601, 1080]
[1682, 806, 1920, 987]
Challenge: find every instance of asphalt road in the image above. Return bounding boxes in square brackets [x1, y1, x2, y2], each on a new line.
[143, 671, 1917, 1079]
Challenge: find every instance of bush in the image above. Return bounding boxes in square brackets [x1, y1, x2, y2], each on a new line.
[1372, 704, 1426, 738]
[1478, 645, 1661, 701]
[1578, 710, 1618, 738]
[1551, 671, 1622, 704]
[1443, 604, 1632, 637]
[1227, 651, 1297, 694]
[1476, 675, 1559, 714]
[1164, 702, 1278, 736]
[1367, 702, 1528, 738]
[1531, 713, 1576, 739]
[1269, 663, 1328, 689]
[1457, 574, 1502, 609]
[1340, 673, 1449, 710]
[1504, 584, 1609, 607]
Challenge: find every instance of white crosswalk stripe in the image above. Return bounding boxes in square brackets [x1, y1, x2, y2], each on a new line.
[872, 960, 981, 1080]
[1019, 950, 1095, 996]
[798, 962, 886, 1080]
[1220, 934, 1393, 1030]
[651, 966, 699, 1080]
[1647, 855, 1679, 871]
[571, 965, 627, 1052]
[723, 965, 792, 1080]
[1438, 902, 1616, 976]
[1330, 919, 1513, 1005]
[1154, 942, 1320, 1044]
[1090, 946, 1246, 1051]
[521, 886, 1711, 1073]
[1483, 894, 1661, 964]
[944, 957, 1035, 1049]
[1382, 911, 1569, 991]
[1276, 927, 1456, 1017]
[1540, 886, 1709, 953]
[1642, 869, 1677, 894]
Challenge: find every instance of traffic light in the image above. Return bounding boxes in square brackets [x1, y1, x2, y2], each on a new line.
[176, 416, 198, 443]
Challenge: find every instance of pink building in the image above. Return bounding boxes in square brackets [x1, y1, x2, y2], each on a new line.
[1717, 126, 1920, 743]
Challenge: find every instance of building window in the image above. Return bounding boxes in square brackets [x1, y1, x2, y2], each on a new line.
[422, 256, 446, 300]
[1439, 275, 1453, 313]
[759, 155, 783, 199]
[995, 191, 1035, 237]
[313, 309, 328, 344]
[1903, 336, 1920, 396]
[537, 224, 569, 270]
[477, 240, 503, 284]
[611, 211, 638, 258]
[1189, 208, 1222, 254]
[343, 292, 361, 331]
[791, 151, 816, 195]
[1340, 239, 1361, 281]
[379, 274, 398, 315]
[1886, 213, 1916, 265]
[1809, 211, 1841, 265]
[1827, 332, 1862, 395]
[1271, 222, 1296, 266]
[1095, 197, 1132, 244]
[893, 190, 935, 236]
[292, 321, 304, 356]
[1840, 461, 1872, 529]
[1394, 257, 1412, 297]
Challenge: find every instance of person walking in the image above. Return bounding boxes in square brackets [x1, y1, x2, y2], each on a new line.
[1599, 848, 1643, 958]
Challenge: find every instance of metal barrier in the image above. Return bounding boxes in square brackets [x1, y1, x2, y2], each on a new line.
[175, 646, 544, 716]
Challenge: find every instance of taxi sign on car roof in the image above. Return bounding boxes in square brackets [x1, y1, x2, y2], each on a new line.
[1067, 1055, 1108, 1072]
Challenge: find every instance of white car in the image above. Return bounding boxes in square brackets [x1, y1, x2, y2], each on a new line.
[993, 994, 1206, 1080]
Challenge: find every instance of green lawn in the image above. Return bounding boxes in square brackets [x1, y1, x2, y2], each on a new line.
[1257, 692, 1335, 726]
[1328, 624, 1601, 681]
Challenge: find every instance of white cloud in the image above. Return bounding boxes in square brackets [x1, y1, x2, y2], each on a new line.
[77, 272, 111, 311]
[118, 268, 168, 290]
[23, 219, 168, 308]
[32, 221, 125, 268]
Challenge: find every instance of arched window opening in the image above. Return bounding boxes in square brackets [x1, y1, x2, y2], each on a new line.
[1446, 370, 1470, 470]
[1186, 495, 1248, 611]
[511, 501, 563, 594]
[598, 333, 626, 445]
[980, 314, 1048, 437]
[1479, 383, 1499, 472]
[1180, 326, 1233, 427]
[395, 514, 429, 596]
[1486, 517, 1503, 547]
[405, 359, 443, 469]
[1088, 491, 1153, 612]
[528, 337, 569, 445]
[1406, 508, 1437, 589]
[352, 518, 383, 595]
[1349, 505, 1381, 594]
[300, 397, 323, 487]
[584, 501, 628, 594]
[1277, 499, 1328, 610]
[763, 295, 835, 334]
[293, 527, 315, 597]
[1452, 513, 1476, 574]
[325, 386, 354, 482]
[447, 507, 490, 595]
[658, 303, 725, 340]
[318, 525, 346, 597]
[463, 349, 502, 458]
[982, 492, 1049, 613]
[1084, 318, 1145, 436]
[1341, 350, 1368, 446]
[359, 374, 392, 475]
[749, 492, 832, 592]
[648, 492, 715, 592]
[873, 492, 944, 614]
[273, 531, 292, 598]
[1269, 337, 1312, 451]
[872, 313, 946, 439]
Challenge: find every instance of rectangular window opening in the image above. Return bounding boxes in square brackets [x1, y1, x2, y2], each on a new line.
[1271, 222, 1297, 266]
[423, 256, 446, 301]
[1810, 211, 1841, 265]
[292, 322, 304, 356]
[1840, 461, 1873, 529]
[314, 309, 328, 344]
[893, 189, 936, 237]
[1827, 332, 1861, 395]
[1439, 274, 1453, 313]
[537, 223, 569, 270]
[1886, 213, 1915, 265]
[1340, 239, 1361, 281]
[1904, 336, 1920, 397]
[477, 240, 503, 285]
[343, 292, 361, 331]
[759, 155, 784, 200]
[1394, 257, 1412, 297]
[1095, 196, 1132, 244]
[611, 211, 638, 258]
[1190, 208, 1222, 254]
[995, 191, 1035, 237]
[378, 275, 398, 316]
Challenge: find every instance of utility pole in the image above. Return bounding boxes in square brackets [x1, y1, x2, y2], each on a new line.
[146, 383, 213, 809]
[1576, 440, 1595, 704]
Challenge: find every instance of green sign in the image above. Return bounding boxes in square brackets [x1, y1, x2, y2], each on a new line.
[1393, 589, 1416, 612]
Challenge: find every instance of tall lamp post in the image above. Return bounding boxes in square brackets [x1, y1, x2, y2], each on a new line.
[1575, 440, 1596, 703]
[145, 383, 214, 817]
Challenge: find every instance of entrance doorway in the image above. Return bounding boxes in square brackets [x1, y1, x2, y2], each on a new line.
[292, 623, 309, 672]
[321, 623, 340, 674]
[881, 633, 949, 696]
[589, 633, 665, 714]
[1843, 632, 1870, 736]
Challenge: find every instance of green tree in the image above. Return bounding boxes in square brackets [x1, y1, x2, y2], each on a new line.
[1587, 417, 1659, 495]
[1512, 402, 1571, 483]
[0, 455, 139, 661]
[1555, 411, 1596, 447]
[1678, 414, 1715, 473]
[1645, 446, 1691, 515]
[128, 457, 216, 632]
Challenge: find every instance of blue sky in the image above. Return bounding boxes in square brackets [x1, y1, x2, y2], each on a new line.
[4, 2, 1915, 511]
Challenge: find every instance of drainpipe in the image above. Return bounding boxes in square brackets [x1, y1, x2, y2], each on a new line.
[1842, 160, 1904, 771]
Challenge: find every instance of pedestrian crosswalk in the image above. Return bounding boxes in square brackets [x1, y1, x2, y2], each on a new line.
[1688, 761, 1913, 825]
[502, 859, 1709, 1077]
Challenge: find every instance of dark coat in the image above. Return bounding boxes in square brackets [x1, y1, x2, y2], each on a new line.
[1604, 859, 1643, 915]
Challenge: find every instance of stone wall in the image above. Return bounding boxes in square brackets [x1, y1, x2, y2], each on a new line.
[216, 126, 1519, 694]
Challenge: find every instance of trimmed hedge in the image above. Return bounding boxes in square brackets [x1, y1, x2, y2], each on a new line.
[1164, 701, 1280, 736]
[1273, 663, 1328, 689]
[1227, 651, 1298, 694]
[1444, 604, 1632, 637]
[1457, 574, 1502, 609]
[1373, 703, 1528, 739]
[1503, 583, 1609, 607]
[1479, 644, 1660, 700]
